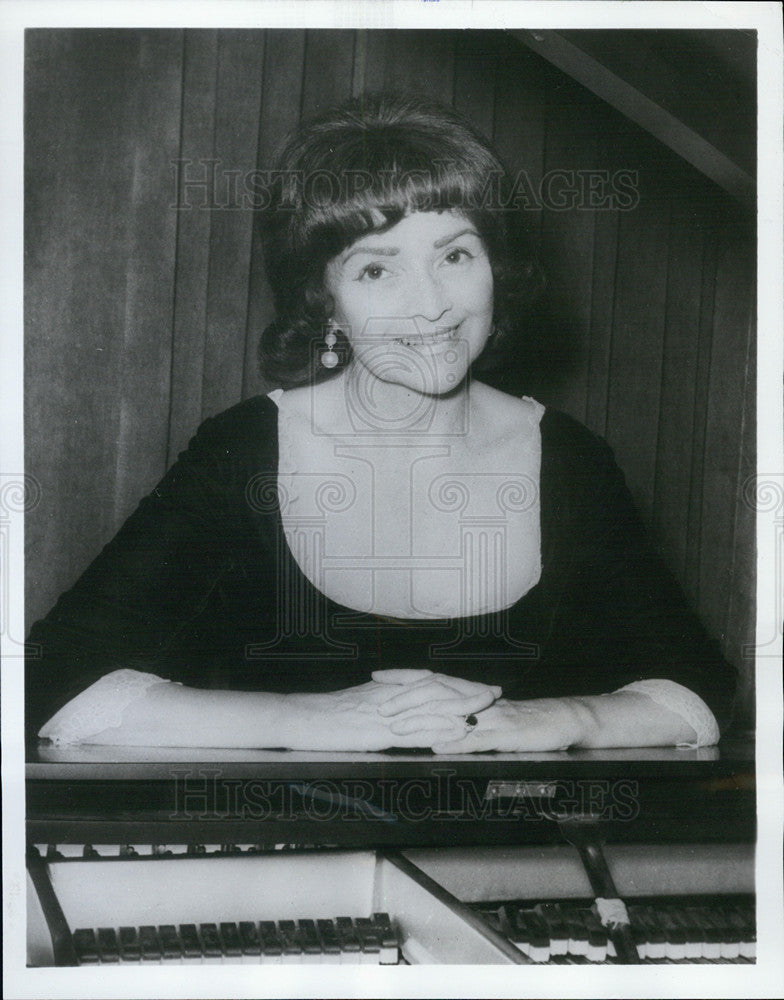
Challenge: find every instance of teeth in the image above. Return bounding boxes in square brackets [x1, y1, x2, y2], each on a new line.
[394, 326, 458, 347]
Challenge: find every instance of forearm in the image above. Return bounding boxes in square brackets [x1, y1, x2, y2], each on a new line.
[561, 690, 704, 749]
[430, 681, 718, 754]
[92, 683, 292, 748]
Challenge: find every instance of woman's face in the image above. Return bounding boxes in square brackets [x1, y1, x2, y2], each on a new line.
[323, 211, 494, 396]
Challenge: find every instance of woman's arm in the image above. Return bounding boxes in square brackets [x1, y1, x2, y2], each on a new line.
[37, 668, 502, 751]
[532, 411, 737, 734]
[393, 688, 707, 754]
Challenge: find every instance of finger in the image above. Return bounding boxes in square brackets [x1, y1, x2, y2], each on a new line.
[371, 669, 434, 684]
[378, 680, 501, 717]
[397, 688, 498, 718]
[427, 675, 503, 700]
[389, 714, 464, 736]
[376, 682, 454, 716]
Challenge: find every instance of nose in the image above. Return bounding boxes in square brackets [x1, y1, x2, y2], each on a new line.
[405, 270, 452, 326]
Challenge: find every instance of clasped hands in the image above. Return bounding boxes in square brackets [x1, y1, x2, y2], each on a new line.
[286, 668, 585, 753]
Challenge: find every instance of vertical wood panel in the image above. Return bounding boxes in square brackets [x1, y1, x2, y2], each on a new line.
[300, 30, 355, 120]
[452, 31, 496, 139]
[25, 30, 180, 619]
[492, 40, 546, 244]
[652, 186, 708, 580]
[354, 30, 388, 94]
[537, 77, 599, 420]
[684, 221, 718, 606]
[168, 30, 218, 462]
[113, 31, 184, 520]
[605, 135, 671, 520]
[584, 128, 620, 438]
[382, 29, 455, 104]
[725, 307, 756, 726]
[200, 31, 265, 420]
[698, 211, 756, 643]
[245, 30, 307, 399]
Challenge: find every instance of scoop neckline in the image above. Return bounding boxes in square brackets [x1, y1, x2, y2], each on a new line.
[267, 395, 544, 626]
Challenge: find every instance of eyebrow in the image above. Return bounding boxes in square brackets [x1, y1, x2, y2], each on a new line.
[340, 227, 481, 265]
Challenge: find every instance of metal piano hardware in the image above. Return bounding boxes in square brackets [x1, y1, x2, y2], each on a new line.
[26, 741, 755, 966]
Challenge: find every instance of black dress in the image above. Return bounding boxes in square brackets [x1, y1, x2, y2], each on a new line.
[25, 395, 737, 739]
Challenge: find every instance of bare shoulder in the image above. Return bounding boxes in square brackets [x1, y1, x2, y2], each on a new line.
[469, 382, 542, 446]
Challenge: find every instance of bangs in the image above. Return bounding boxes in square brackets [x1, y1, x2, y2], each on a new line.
[286, 127, 504, 261]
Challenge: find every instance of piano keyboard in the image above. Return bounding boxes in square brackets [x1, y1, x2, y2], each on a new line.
[27, 842, 756, 966]
[70, 912, 400, 964]
[473, 896, 756, 963]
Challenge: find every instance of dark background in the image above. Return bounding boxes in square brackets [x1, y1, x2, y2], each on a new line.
[25, 28, 756, 725]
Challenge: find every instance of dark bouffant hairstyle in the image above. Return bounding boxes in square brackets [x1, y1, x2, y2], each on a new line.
[257, 92, 544, 388]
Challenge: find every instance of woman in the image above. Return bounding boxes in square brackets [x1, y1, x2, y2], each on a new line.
[26, 94, 735, 752]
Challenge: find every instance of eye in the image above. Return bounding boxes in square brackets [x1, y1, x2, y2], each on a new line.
[358, 262, 389, 282]
[443, 247, 473, 265]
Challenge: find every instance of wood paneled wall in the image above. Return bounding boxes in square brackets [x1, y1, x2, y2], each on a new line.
[25, 29, 756, 722]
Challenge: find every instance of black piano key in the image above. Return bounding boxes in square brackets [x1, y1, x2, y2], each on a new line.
[96, 927, 119, 963]
[354, 917, 381, 961]
[297, 919, 323, 957]
[668, 907, 704, 959]
[199, 923, 223, 961]
[726, 904, 756, 959]
[629, 905, 666, 960]
[371, 912, 399, 963]
[704, 906, 740, 959]
[158, 924, 183, 961]
[534, 903, 569, 956]
[580, 909, 609, 962]
[686, 906, 721, 959]
[520, 911, 551, 962]
[657, 910, 687, 961]
[139, 925, 162, 962]
[73, 928, 100, 964]
[259, 920, 283, 960]
[564, 910, 589, 958]
[316, 919, 342, 959]
[238, 921, 261, 958]
[179, 923, 203, 961]
[219, 922, 242, 958]
[277, 920, 303, 960]
[335, 917, 362, 957]
[118, 926, 141, 962]
[499, 903, 532, 955]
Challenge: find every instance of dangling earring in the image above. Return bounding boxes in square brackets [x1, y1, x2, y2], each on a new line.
[321, 322, 340, 369]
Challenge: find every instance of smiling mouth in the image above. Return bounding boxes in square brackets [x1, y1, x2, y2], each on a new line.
[393, 325, 460, 347]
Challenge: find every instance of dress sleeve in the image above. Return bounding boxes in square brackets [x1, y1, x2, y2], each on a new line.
[36, 669, 177, 745]
[534, 411, 737, 734]
[25, 400, 269, 741]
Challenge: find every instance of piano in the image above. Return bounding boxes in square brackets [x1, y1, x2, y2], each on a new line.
[26, 739, 755, 965]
